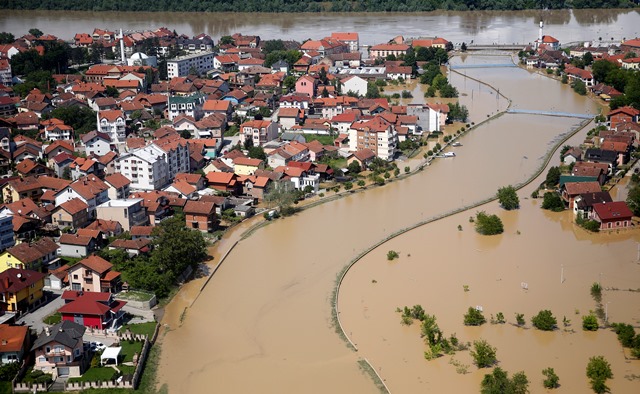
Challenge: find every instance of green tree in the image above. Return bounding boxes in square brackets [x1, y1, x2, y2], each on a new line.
[531, 310, 557, 331]
[439, 83, 459, 98]
[541, 192, 565, 211]
[515, 313, 525, 326]
[471, 339, 497, 368]
[542, 367, 560, 389]
[497, 185, 519, 210]
[219, 35, 234, 45]
[248, 146, 267, 160]
[43, 106, 97, 135]
[105, 85, 120, 98]
[545, 166, 561, 187]
[366, 81, 380, 98]
[28, 28, 44, 37]
[611, 323, 637, 348]
[463, 307, 486, 326]
[627, 184, 640, 216]
[474, 211, 504, 235]
[13, 70, 56, 96]
[151, 216, 208, 283]
[586, 356, 612, 394]
[283, 75, 297, 92]
[572, 79, 587, 95]
[582, 314, 599, 331]
[0, 32, 15, 44]
[347, 160, 361, 174]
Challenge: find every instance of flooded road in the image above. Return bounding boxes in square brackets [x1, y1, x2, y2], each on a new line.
[154, 55, 640, 393]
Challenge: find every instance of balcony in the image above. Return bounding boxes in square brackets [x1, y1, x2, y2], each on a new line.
[130, 210, 148, 226]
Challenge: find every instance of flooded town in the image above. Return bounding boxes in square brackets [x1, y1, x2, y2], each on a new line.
[0, 6, 638, 394]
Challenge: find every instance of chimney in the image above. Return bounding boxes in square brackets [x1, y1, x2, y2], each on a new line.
[1, 339, 7, 345]
[45, 327, 50, 336]
[3, 277, 9, 289]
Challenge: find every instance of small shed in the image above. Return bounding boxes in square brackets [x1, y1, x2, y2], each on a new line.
[100, 346, 122, 366]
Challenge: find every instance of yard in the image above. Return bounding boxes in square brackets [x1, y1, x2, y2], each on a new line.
[304, 134, 335, 146]
[43, 312, 61, 325]
[116, 291, 154, 302]
[67, 340, 144, 383]
[119, 322, 157, 338]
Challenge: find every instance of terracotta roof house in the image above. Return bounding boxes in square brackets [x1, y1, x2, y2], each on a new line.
[108, 238, 151, 256]
[58, 233, 96, 259]
[130, 225, 154, 240]
[58, 291, 126, 330]
[104, 173, 131, 200]
[85, 219, 123, 238]
[561, 181, 602, 209]
[51, 198, 89, 230]
[0, 324, 29, 365]
[67, 255, 121, 294]
[31, 320, 88, 379]
[183, 200, 217, 233]
[1, 238, 59, 272]
[349, 148, 376, 168]
[206, 171, 239, 194]
[591, 201, 634, 230]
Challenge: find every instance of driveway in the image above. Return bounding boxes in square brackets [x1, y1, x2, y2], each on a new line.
[16, 290, 64, 334]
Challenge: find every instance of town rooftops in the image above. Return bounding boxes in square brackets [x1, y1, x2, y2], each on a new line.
[59, 233, 93, 246]
[6, 238, 58, 264]
[58, 198, 89, 215]
[563, 181, 602, 195]
[0, 324, 28, 353]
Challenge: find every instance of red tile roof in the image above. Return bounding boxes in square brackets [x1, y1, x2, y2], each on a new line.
[76, 255, 112, 275]
[592, 201, 633, 221]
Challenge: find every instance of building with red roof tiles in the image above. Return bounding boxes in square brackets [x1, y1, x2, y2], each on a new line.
[97, 109, 126, 144]
[411, 37, 450, 49]
[239, 120, 279, 147]
[58, 233, 96, 258]
[0, 268, 45, 312]
[51, 198, 89, 230]
[591, 201, 634, 230]
[59, 290, 126, 330]
[369, 43, 409, 60]
[183, 200, 217, 233]
[67, 255, 121, 294]
[0, 324, 29, 364]
[206, 171, 239, 194]
[331, 32, 359, 52]
[607, 106, 639, 129]
[348, 115, 397, 160]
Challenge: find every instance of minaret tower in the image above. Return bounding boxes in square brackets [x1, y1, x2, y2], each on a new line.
[539, 20, 544, 43]
[120, 29, 126, 65]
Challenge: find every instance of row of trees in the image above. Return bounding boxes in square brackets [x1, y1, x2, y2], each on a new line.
[3, 0, 633, 12]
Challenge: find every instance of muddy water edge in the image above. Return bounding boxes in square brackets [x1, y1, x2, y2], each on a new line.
[156, 56, 638, 393]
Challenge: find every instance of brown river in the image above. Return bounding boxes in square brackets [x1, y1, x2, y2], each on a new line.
[1, 9, 640, 45]
[151, 53, 640, 393]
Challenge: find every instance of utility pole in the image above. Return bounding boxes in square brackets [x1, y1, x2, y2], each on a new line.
[560, 264, 564, 284]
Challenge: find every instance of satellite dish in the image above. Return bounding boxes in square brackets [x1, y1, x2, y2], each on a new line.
[16, 273, 22, 278]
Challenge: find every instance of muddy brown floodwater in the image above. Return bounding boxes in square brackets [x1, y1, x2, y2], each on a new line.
[155, 55, 639, 393]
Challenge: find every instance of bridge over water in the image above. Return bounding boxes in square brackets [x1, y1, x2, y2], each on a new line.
[466, 44, 525, 51]
[450, 63, 516, 69]
[506, 108, 594, 119]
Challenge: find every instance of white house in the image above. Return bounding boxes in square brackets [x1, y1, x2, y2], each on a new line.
[97, 110, 126, 145]
[168, 93, 205, 121]
[53, 176, 110, 219]
[82, 131, 112, 157]
[341, 75, 368, 97]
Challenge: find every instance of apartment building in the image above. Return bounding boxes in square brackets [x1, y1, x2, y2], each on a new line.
[96, 109, 126, 144]
[166, 51, 215, 78]
[348, 116, 397, 160]
[239, 120, 279, 147]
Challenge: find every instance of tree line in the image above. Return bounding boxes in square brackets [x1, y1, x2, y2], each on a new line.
[0, 0, 635, 12]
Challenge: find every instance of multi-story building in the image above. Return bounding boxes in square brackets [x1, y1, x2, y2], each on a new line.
[331, 32, 359, 52]
[168, 93, 205, 121]
[116, 144, 169, 191]
[348, 116, 397, 160]
[67, 255, 121, 293]
[0, 268, 45, 312]
[239, 120, 279, 147]
[0, 59, 11, 86]
[166, 51, 215, 78]
[0, 212, 14, 252]
[96, 198, 148, 231]
[96, 109, 126, 145]
[53, 176, 110, 220]
[44, 124, 74, 141]
[31, 321, 88, 379]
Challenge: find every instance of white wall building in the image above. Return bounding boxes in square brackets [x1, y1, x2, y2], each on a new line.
[167, 51, 215, 78]
[341, 75, 368, 97]
[0, 211, 14, 252]
[97, 110, 126, 145]
[168, 93, 205, 121]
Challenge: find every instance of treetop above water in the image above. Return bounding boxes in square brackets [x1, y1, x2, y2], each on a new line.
[1, 0, 636, 13]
